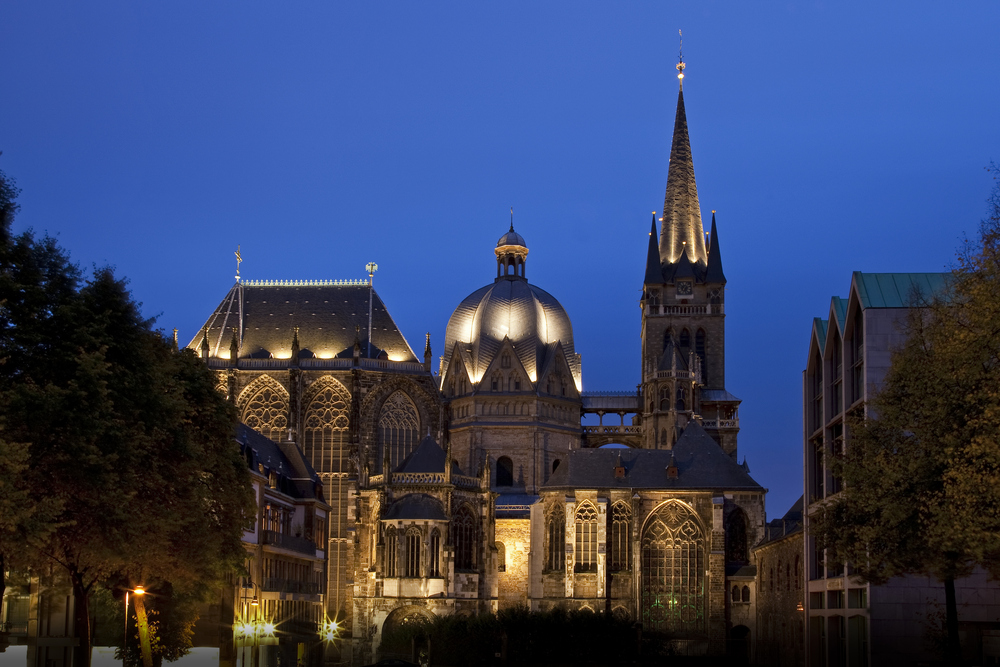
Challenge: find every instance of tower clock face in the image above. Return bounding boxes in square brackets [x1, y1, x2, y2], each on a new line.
[677, 281, 693, 296]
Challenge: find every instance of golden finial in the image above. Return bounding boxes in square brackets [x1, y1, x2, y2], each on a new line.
[676, 30, 685, 88]
[235, 245, 242, 281]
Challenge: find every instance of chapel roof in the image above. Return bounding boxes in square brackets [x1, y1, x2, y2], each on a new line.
[394, 435, 464, 475]
[188, 281, 417, 362]
[384, 493, 448, 521]
[236, 422, 324, 501]
[543, 421, 763, 491]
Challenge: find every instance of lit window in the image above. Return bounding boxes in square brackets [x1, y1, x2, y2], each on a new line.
[546, 506, 565, 571]
[575, 502, 598, 573]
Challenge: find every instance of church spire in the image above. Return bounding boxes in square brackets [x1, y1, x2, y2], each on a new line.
[660, 60, 707, 267]
[644, 213, 664, 284]
[706, 211, 726, 283]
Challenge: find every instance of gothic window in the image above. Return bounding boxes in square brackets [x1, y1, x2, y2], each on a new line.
[769, 567, 774, 591]
[491, 373, 501, 391]
[496, 541, 506, 572]
[239, 376, 289, 442]
[546, 506, 565, 571]
[726, 508, 749, 564]
[731, 585, 740, 603]
[741, 586, 750, 603]
[650, 290, 660, 307]
[675, 386, 685, 411]
[679, 329, 690, 350]
[659, 387, 670, 411]
[610, 501, 632, 572]
[459, 378, 467, 394]
[641, 500, 706, 634]
[575, 502, 598, 573]
[385, 527, 397, 577]
[376, 391, 420, 472]
[302, 377, 351, 475]
[501, 353, 511, 369]
[512, 375, 521, 391]
[795, 555, 801, 589]
[786, 561, 792, 591]
[429, 529, 441, 577]
[696, 329, 707, 385]
[663, 329, 674, 350]
[451, 505, 477, 571]
[496, 456, 514, 487]
[405, 528, 421, 577]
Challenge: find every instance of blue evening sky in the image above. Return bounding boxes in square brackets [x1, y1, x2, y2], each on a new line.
[3, 2, 999, 517]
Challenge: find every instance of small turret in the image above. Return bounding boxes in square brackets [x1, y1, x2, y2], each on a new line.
[290, 327, 300, 366]
[705, 211, 726, 284]
[643, 214, 664, 285]
[353, 325, 361, 365]
[229, 328, 239, 367]
[200, 328, 210, 360]
[495, 213, 529, 281]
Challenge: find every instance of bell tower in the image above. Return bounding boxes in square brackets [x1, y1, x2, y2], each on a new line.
[639, 60, 739, 456]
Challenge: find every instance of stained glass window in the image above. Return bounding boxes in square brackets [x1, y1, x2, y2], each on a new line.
[405, 528, 421, 577]
[641, 501, 706, 634]
[301, 377, 351, 474]
[429, 529, 441, 577]
[575, 502, 598, 573]
[452, 505, 477, 571]
[385, 527, 397, 577]
[239, 376, 288, 442]
[610, 501, 632, 572]
[546, 505, 565, 571]
[376, 391, 420, 472]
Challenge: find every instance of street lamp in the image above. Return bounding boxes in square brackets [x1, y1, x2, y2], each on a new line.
[365, 262, 378, 358]
[250, 596, 259, 667]
[124, 586, 145, 666]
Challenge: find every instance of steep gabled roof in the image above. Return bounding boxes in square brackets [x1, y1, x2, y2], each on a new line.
[394, 435, 464, 475]
[852, 271, 951, 309]
[644, 215, 665, 284]
[705, 212, 726, 284]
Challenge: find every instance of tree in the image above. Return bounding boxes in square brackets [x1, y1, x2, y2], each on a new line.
[815, 165, 1000, 666]
[0, 165, 254, 667]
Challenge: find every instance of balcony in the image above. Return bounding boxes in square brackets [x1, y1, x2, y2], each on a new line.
[261, 530, 319, 556]
[701, 419, 739, 429]
[582, 425, 642, 436]
[261, 578, 321, 595]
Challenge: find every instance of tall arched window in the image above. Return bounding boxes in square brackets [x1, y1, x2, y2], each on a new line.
[385, 527, 397, 577]
[376, 391, 420, 472]
[726, 508, 749, 564]
[405, 528, 421, 577]
[679, 329, 690, 350]
[238, 375, 289, 442]
[659, 387, 670, 410]
[696, 329, 707, 385]
[451, 505, 477, 571]
[795, 555, 801, 589]
[496, 457, 514, 487]
[302, 377, 351, 474]
[731, 585, 740, 603]
[675, 386, 686, 411]
[641, 501, 706, 634]
[611, 501, 632, 572]
[546, 506, 565, 571]
[575, 502, 598, 573]
[786, 561, 791, 591]
[429, 529, 441, 577]
[496, 541, 506, 572]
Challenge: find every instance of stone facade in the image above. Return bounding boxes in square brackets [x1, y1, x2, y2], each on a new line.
[752, 501, 804, 667]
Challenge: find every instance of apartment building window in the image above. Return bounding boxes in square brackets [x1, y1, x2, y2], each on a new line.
[831, 331, 843, 416]
[850, 312, 864, 404]
[830, 423, 844, 495]
[810, 438, 825, 500]
[811, 352, 823, 433]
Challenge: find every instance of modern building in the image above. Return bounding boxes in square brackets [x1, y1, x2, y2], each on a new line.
[802, 271, 1000, 666]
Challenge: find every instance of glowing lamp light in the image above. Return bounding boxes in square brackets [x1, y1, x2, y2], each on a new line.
[133, 586, 145, 596]
[261, 622, 275, 636]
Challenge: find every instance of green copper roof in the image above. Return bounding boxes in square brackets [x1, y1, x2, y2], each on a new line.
[853, 271, 951, 309]
[813, 317, 827, 350]
[831, 296, 847, 330]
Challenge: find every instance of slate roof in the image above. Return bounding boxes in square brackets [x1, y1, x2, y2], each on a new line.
[384, 493, 448, 521]
[757, 495, 804, 546]
[543, 421, 763, 491]
[236, 423, 323, 501]
[700, 388, 741, 403]
[853, 271, 951, 309]
[189, 282, 417, 362]
[394, 435, 465, 475]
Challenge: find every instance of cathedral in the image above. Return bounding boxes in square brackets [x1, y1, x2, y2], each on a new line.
[191, 64, 766, 664]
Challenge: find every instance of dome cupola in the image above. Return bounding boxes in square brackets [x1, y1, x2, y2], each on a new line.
[495, 221, 528, 281]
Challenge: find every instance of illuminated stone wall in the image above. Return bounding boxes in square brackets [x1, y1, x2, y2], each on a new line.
[496, 518, 531, 608]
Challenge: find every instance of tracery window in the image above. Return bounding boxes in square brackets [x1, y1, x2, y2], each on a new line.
[376, 391, 420, 472]
[405, 528, 421, 577]
[385, 527, 397, 577]
[676, 386, 686, 411]
[501, 353, 511, 369]
[696, 329, 707, 385]
[429, 529, 441, 577]
[546, 505, 565, 571]
[496, 456, 514, 487]
[659, 387, 670, 411]
[641, 500, 706, 634]
[302, 377, 351, 475]
[451, 505, 477, 571]
[575, 502, 598, 573]
[610, 501, 632, 572]
[726, 508, 749, 564]
[239, 376, 289, 442]
[679, 328, 690, 350]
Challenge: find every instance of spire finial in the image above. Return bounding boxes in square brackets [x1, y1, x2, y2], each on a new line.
[510, 206, 514, 232]
[235, 245, 242, 281]
[676, 30, 685, 88]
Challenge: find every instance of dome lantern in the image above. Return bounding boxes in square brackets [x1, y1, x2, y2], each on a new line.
[495, 215, 528, 281]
